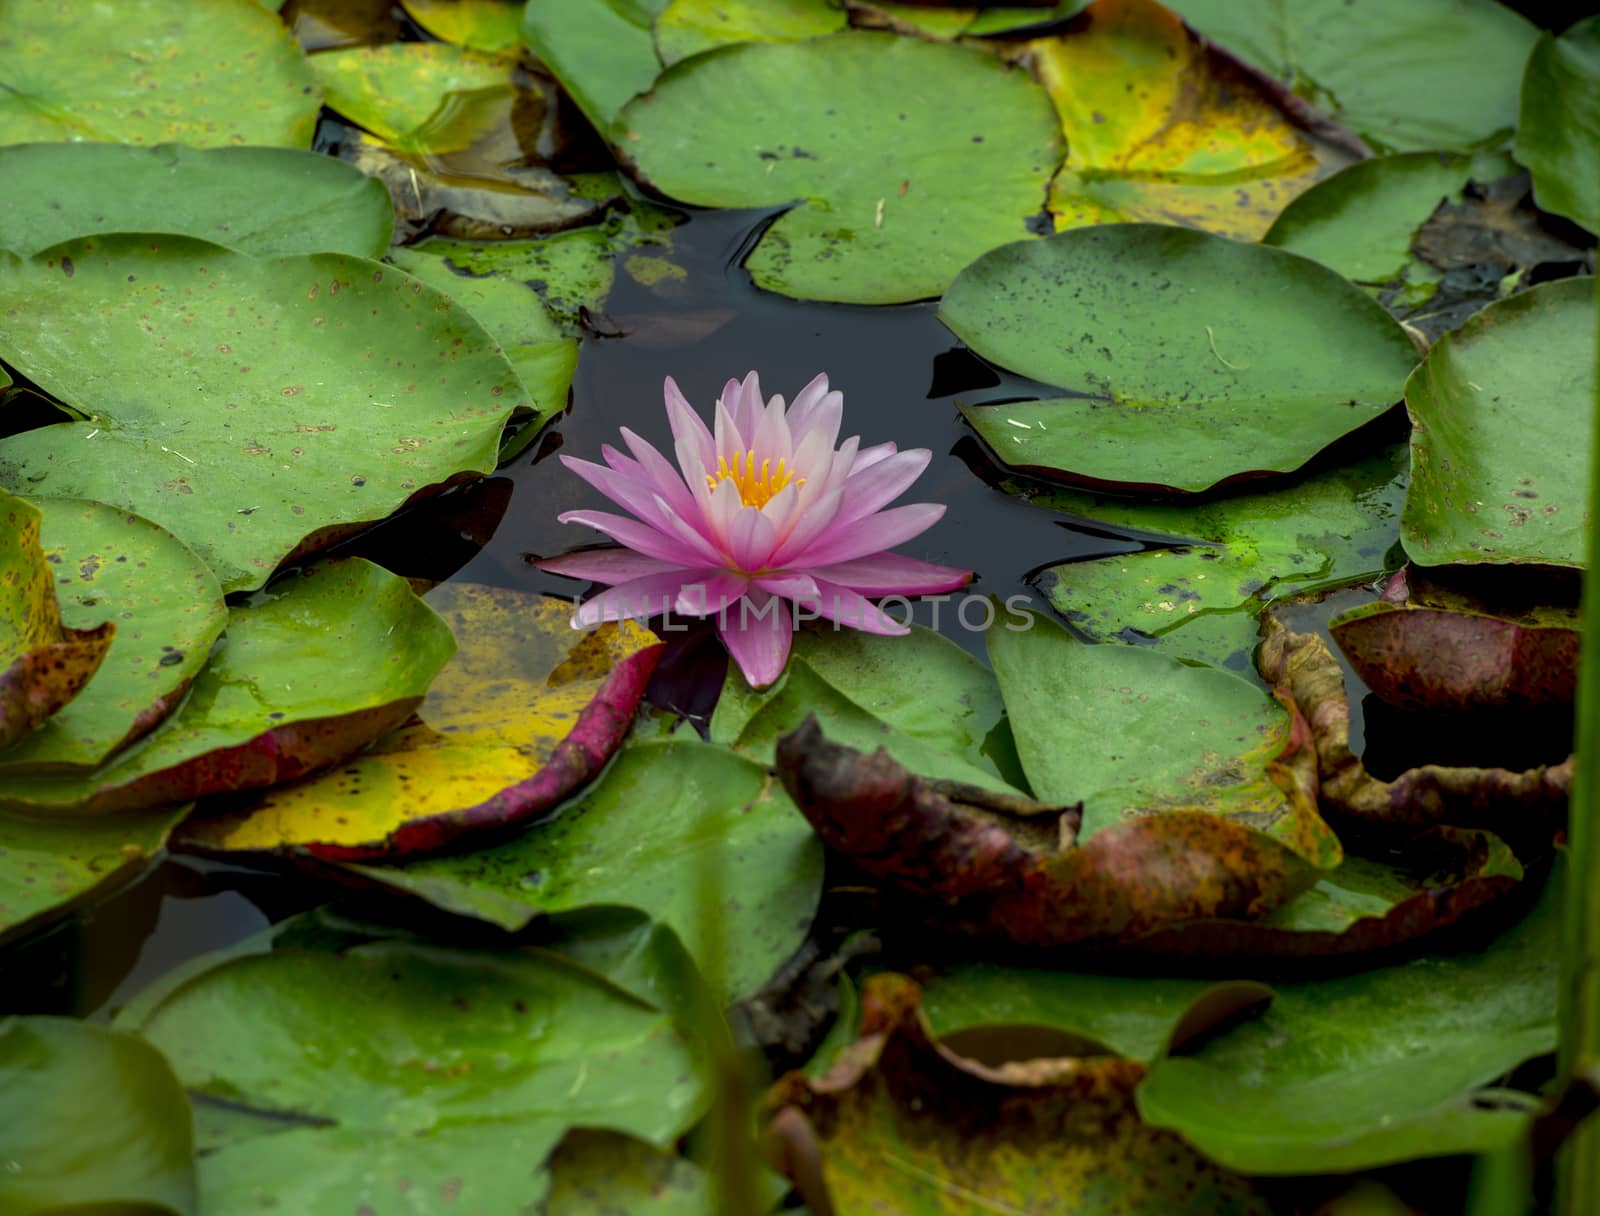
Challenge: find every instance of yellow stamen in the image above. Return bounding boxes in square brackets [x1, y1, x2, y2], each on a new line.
[706, 451, 805, 509]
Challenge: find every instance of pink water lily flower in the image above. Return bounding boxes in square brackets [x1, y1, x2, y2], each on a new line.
[534, 372, 972, 687]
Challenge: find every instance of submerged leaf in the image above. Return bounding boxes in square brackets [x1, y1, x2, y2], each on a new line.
[0, 1017, 197, 1215]
[619, 30, 1062, 303]
[0, 236, 526, 592]
[0, 559, 454, 815]
[0, 0, 321, 148]
[1032, 443, 1406, 668]
[0, 489, 114, 751]
[1032, 0, 1325, 240]
[0, 498, 225, 773]
[178, 585, 658, 860]
[1402, 277, 1595, 569]
[0, 143, 394, 260]
[1166, 0, 1539, 154]
[940, 225, 1418, 492]
[345, 738, 823, 999]
[767, 973, 1267, 1215]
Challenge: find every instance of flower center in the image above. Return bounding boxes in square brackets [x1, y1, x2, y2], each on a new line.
[707, 451, 804, 509]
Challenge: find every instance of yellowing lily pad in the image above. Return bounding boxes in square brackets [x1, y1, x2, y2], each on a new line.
[0, 559, 454, 816]
[1030, 0, 1324, 240]
[0, 489, 114, 751]
[0, 236, 526, 592]
[401, 0, 526, 55]
[0, 0, 321, 148]
[0, 498, 225, 773]
[307, 41, 514, 153]
[178, 584, 661, 860]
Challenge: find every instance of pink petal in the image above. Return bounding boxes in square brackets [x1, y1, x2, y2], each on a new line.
[665, 377, 715, 475]
[718, 590, 793, 688]
[809, 578, 911, 636]
[649, 493, 728, 567]
[574, 571, 701, 626]
[535, 548, 684, 585]
[835, 448, 932, 528]
[705, 477, 743, 553]
[733, 370, 764, 441]
[558, 455, 678, 533]
[714, 395, 747, 472]
[755, 572, 819, 602]
[810, 553, 972, 596]
[769, 482, 847, 566]
[557, 509, 709, 567]
[674, 569, 749, 616]
[785, 502, 947, 568]
[728, 505, 778, 572]
[788, 375, 842, 449]
[618, 427, 698, 519]
[853, 441, 898, 473]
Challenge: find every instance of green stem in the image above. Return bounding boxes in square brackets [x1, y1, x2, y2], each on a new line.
[1557, 271, 1600, 1212]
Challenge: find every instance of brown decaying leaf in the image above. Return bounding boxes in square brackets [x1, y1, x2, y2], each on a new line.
[775, 717, 1320, 948]
[1331, 565, 1579, 712]
[765, 973, 1266, 1216]
[1259, 613, 1571, 833]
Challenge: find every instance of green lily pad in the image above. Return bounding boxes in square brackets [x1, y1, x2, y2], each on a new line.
[0, 142, 394, 260]
[732, 659, 1024, 796]
[522, 0, 672, 135]
[921, 968, 1273, 1064]
[386, 243, 576, 448]
[1516, 14, 1600, 237]
[987, 607, 1340, 866]
[0, 488, 114, 751]
[1401, 277, 1595, 569]
[307, 41, 514, 152]
[0, 498, 225, 773]
[0, 0, 321, 148]
[710, 622, 1024, 790]
[619, 30, 1062, 303]
[1033, 443, 1406, 668]
[940, 225, 1418, 493]
[123, 914, 708, 1215]
[401, 0, 526, 55]
[1264, 151, 1516, 286]
[1137, 860, 1562, 1172]
[347, 738, 823, 1000]
[652, 0, 845, 66]
[0, 235, 526, 592]
[0, 559, 454, 815]
[1165, 0, 1540, 154]
[0, 802, 189, 945]
[543, 1129, 711, 1214]
[0, 1016, 196, 1215]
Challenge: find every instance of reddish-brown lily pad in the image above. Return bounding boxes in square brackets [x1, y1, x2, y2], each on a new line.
[0, 489, 114, 751]
[178, 584, 662, 861]
[775, 718, 1321, 948]
[1259, 613, 1571, 834]
[0, 560, 454, 815]
[765, 972, 1267, 1215]
[1330, 565, 1580, 712]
